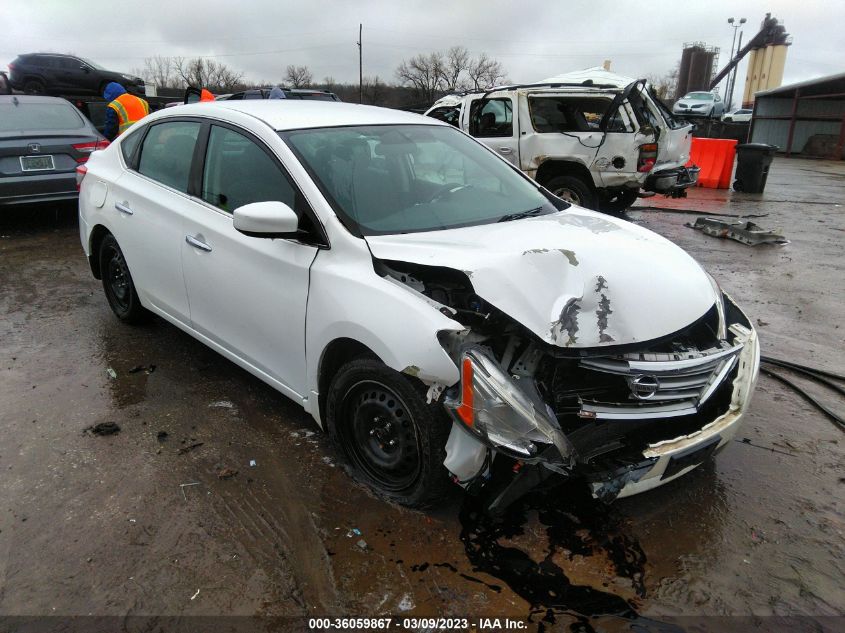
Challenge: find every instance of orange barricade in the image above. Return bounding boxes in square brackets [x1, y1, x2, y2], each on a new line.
[686, 138, 737, 189]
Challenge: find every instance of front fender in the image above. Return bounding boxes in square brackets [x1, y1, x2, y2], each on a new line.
[305, 256, 462, 421]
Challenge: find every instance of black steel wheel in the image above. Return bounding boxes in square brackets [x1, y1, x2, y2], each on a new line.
[98, 234, 149, 324]
[326, 358, 451, 507]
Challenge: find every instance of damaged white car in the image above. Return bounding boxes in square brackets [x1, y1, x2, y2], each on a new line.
[78, 100, 759, 510]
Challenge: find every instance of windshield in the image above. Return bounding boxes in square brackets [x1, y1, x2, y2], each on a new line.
[282, 124, 565, 236]
[0, 102, 84, 132]
[685, 92, 713, 101]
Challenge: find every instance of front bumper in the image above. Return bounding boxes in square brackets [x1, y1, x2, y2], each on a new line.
[644, 165, 700, 194]
[443, 306, 760, 505]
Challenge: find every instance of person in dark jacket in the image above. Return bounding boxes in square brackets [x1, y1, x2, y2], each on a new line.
[103, 82, 149, 141]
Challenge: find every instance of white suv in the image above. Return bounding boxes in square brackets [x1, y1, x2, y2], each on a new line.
[426, 68, 699, 214]
[78, 100, 759, 510]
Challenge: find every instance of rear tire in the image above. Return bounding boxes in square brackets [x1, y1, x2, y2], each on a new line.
[22, 78, 46, 95]
[98, 234, 150, 324]
[326, 358, 451, 508]
[600, 190, 638, 214]
[545, 175, 597, 210]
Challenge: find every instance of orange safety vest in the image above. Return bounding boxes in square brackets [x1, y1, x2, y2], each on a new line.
[107, 93, 150, 135]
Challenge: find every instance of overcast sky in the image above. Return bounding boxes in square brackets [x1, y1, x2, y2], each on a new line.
[3, 0, 841, 95]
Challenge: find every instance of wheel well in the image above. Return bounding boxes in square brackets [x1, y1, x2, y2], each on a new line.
[88, 225, 111, 279]
[318, 338, 380, 423]
[535, 160, 596, 192]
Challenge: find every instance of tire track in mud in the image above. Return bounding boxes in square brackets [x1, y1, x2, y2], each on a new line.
[203, 466, 342, 614]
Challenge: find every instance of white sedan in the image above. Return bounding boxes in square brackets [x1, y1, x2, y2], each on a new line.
[78, 101, 759, 509]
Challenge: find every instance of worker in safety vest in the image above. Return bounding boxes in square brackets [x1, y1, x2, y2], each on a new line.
[199, 88, 215, 102]
[103, 82, 149, 141]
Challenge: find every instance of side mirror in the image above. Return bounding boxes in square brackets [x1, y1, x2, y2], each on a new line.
[233, 201, 299, 238]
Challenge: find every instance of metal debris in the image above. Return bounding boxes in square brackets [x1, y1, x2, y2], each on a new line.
[177, 442, 204, 455]
[687, 217, 788, 245]
[85, 422, 120, 436]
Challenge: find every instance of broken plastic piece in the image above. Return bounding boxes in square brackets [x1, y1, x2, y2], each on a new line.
[688, 217, 788, 245]
[106, 368, 117, 379]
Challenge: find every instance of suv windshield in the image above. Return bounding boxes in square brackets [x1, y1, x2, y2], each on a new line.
[283, 124, 564, 236]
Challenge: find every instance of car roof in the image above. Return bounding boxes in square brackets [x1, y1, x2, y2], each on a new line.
[0, 94, 76, 105]
[164, 100, 444, 131]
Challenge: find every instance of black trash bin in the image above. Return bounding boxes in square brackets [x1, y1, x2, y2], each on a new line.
[733, 143, 778, 193]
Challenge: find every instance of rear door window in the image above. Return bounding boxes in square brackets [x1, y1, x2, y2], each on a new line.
[137, 121, 201, 193]
[120, 127, 144, 165]
[528, 96, 631, 133]
[468, 98, 513, 137]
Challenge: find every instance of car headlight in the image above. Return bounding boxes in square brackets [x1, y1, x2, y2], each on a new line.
[705, 273, 727, 340]
[445, 346, 572, 461]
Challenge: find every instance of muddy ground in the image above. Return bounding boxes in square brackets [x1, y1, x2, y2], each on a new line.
[0, 157, 843, 631]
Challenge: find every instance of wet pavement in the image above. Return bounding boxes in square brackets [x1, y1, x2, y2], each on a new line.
[0, 157, 843, 631]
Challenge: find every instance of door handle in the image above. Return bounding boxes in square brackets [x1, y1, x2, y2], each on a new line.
[498, 147, 513, 155]
[185, 235, 212, 252]
[114, 201, 133, 215]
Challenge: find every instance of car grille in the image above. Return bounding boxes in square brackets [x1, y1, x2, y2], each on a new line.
[576, 342, 743, 420]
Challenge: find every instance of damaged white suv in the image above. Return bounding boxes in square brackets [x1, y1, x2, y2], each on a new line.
[79, 100, 759, 509]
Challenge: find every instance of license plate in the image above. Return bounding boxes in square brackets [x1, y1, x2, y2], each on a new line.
[661, 437, 720, 480]
[20, 155, 55, 171]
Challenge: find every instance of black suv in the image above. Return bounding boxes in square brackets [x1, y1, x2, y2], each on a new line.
[8, 53, 145, 97]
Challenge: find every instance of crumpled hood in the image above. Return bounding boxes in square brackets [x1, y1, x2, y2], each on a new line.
[365, 208, 717, 349]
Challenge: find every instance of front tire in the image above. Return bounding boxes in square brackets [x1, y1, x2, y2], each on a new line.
[544, 175, 597, 210]
[326, 358, 451, 508]
[98, 234, 150, 324]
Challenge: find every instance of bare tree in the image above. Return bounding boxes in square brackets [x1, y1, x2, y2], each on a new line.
[467, 53, 506, 90]
[439, 46, 471, 92]
[285, 65, 313, 88]
[647, 62, 680, 102]
[138, 55, 181, 90]
[361, 76, 386, 105]
[173, 57, 244, 92]
[396, 52, 444, 104]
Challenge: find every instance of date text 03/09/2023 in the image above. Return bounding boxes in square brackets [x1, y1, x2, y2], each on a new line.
[308, 617, 528, 630]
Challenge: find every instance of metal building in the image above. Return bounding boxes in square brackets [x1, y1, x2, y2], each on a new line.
[750, 72, 845, 160]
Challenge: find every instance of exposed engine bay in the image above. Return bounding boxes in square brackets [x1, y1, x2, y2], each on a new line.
[376, 257, 760, 510]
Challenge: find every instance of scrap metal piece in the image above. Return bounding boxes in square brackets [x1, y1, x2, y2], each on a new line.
[688, 217, 788, 245]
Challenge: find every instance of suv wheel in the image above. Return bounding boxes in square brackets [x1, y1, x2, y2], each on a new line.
[22, 78, 46, 95]
[600, 190, 638, 214]
[99, 234, 150, 324]
[545, 175, 597, 209]
[326, 358, 451, 508]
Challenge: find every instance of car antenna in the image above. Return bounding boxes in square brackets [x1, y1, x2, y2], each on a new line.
[12, 95, 18, 106]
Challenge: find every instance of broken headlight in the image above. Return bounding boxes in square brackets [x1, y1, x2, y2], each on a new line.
[445, 347, 567, 459]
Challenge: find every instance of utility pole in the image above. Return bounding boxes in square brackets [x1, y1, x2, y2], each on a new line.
[728, 30, 744, 110]
[725, 17, 746, 111]
[357, 23, 363, 104]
